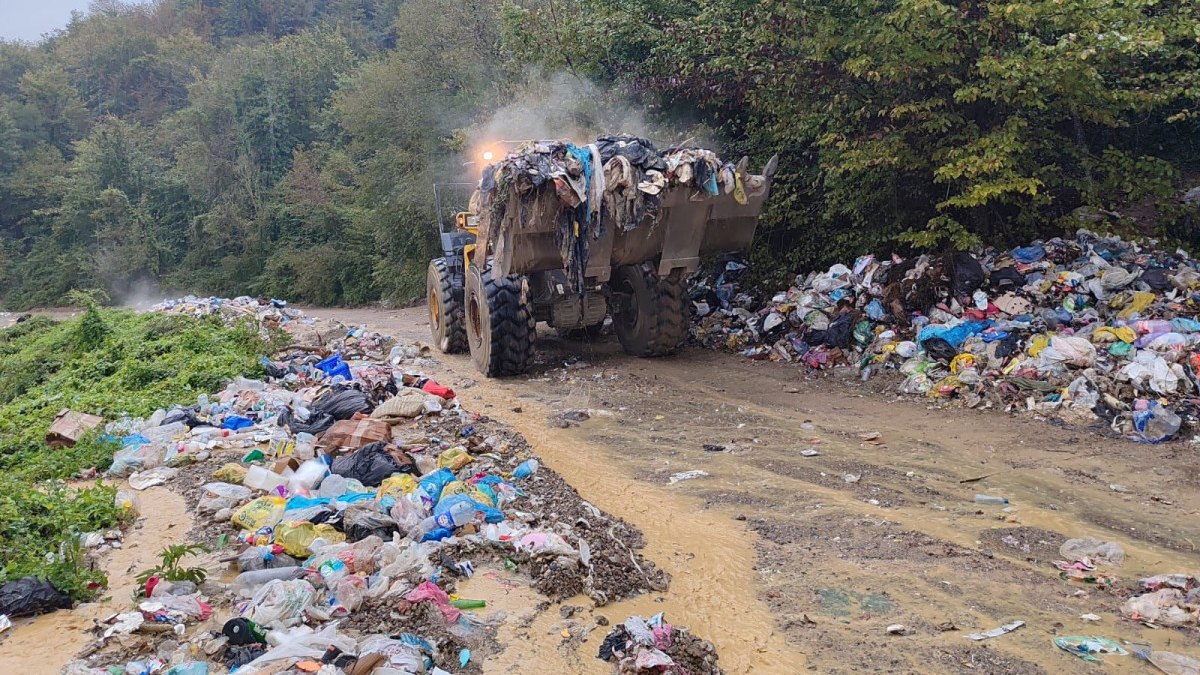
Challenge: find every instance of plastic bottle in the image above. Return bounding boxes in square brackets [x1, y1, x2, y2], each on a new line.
[231, 566, 304, 593]
[288, 459, 327, 493]
[244, 466, 288, 493]
[974, 494, 1009, 505]
[294, 432, 316, 460]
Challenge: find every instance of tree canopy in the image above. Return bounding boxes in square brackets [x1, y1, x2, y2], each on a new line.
[2, 0, 1198, 307]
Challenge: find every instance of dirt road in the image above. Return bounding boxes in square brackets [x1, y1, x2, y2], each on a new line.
[312, 305, 1200, 673]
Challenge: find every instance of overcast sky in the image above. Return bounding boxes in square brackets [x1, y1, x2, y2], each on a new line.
[1, 0, 120, 42]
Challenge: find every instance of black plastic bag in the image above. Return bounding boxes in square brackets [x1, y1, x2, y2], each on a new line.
[951, 251, 985, 297]
[341, 501, 400, 542]
[808, 313, 853, 348]
[312, 389, 373, 421]
[0, 577, 72, 617]
[161, 407, 203, 429]
[989, 266, 1026, 290]
[598, 625, 631, 661]
[1142, 267, 1172, 290]
[993, 332, 1022, 359]
[290, 413, 335, 435]
[330, 442, 417, 487]
[922, 337, 957, 363]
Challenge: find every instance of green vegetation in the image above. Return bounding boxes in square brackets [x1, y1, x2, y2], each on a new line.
[5, 1, 1195, 306]
[135, 544, 209, 594]
[0, 308, 264, 599]
[509, 0, 1200, 285]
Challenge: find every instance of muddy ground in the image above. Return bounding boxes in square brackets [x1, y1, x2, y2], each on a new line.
[305, 305, 1200, 674]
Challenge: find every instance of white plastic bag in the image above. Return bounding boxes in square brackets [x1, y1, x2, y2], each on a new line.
[247, 579, 316, 628]
[197, 482, 252, 513]
[242, 623, 356, 669]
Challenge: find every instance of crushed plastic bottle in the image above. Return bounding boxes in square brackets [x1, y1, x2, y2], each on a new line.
[974, 494, 1009, 505]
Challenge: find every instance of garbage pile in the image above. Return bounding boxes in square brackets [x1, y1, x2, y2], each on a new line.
[477, 135, 764, 289]
[153, 295, 395, 359]
[596, 613, 721, 675]
[691, 230, 1200, 442]
[58, 300, 677, 674]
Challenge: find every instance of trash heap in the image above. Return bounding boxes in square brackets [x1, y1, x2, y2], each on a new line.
[478, 135, 762, 289]
[691, 229, 1200, 442]
[59, 301, 677, 675]
[153, 295, 395, 358]
[596, 613, 721, 675]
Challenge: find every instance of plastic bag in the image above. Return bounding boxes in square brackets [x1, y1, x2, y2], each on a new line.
[1127, 401, 1182, 443]
[242, 623, 356, 669]
[1059, 536, 1125, 566]
[0, 577, 72, 617]
[417, 469, 456, 506]
[198, 483, 252, 514]
[247, 579, 316, 628]
[275, 522, 343, 557]
[107, 442, 168, 477]
[436, 447, 473, 471]
[331, 575, 366, 615]
[377, 474, 419, 501]
[330, 442, 416, 487]
[311, 388, 371, 420]
[213, 463, 248, 484]
[1121, 588, 1196, 627]
[115, 490, 141, 517]
[1147, 651, 1200, 675]
[342, 502, 399, 542]
[232, 496, 287, 531]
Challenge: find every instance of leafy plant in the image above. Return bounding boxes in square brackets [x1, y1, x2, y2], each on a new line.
[135, 544, 208, 592]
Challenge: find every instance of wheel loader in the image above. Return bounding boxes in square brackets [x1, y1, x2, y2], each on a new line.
[427, 136, 777, 377]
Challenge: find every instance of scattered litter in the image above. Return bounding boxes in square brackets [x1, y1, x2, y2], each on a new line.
[669, 470, 709, 485]
[1060, 536, 1125, 566]
[1054, 636, 1128, 662]
[800, 449, 821, 457]
[966, 620, 1024, 641]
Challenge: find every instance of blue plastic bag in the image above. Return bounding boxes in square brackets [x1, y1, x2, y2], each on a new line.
[917, 320, 991, 350]
[221, 415, 253, 431]
[435, 493, 504, 524]
[417, 468, 456, 506]
[1012, 245, 1046, 264]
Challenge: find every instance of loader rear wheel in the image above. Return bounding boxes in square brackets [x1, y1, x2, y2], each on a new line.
[464, 264, 535, 376]
[427, 258, 466, 354]
[613, 262, 688, 357]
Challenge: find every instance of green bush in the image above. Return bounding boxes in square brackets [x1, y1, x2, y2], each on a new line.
[0, 309, 268, 600]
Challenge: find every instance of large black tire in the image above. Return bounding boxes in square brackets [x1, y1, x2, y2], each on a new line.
[613, 262, 688, 357]
[464, 264, 535, 376]
[427, 258, 467, 354]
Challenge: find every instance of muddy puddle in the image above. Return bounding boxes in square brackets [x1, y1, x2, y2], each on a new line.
[2, 485, 192, 672]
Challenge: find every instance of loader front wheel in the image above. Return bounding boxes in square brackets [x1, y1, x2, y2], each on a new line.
[464, 264, 535, 377]
[613, 263, 688, 357]
[427, 258, 466, 354]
